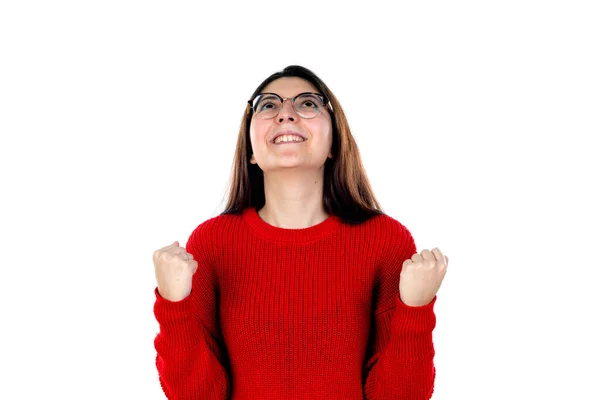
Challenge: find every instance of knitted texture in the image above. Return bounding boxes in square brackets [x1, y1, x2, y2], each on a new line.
[154, 207, 437, 400]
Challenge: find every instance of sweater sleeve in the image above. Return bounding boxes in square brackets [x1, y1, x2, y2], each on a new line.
[154, 225, 230, 400]
[362, 219, 437, 400]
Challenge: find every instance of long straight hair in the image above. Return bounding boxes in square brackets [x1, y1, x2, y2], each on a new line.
[220, 65, 384, 224]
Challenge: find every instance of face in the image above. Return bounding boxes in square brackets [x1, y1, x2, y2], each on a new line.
[249, 77, 333, 173]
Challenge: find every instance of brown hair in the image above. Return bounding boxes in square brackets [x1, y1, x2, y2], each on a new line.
[220, 65, 384, 224]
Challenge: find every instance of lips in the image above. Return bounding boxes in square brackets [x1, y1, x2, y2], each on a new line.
[270, 130, 307, 143]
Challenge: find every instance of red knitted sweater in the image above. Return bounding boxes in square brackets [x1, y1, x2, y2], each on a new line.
[154, 207, 437, 399]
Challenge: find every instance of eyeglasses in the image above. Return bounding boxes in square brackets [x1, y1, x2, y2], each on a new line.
[248, 92, 330, 119]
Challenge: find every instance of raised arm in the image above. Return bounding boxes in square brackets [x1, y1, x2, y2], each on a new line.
[153, 227, 230, 399]
[362, 220, 439, 400]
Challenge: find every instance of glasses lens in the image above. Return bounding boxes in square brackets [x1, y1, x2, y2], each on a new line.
[252, 93, 326, 119]
[254, 94, 282, 119]
[293, 94, 324, 118]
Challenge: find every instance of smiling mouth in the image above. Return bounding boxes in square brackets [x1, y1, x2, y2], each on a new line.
[272, 140, 306, 145]
[271, 135, 307, 144]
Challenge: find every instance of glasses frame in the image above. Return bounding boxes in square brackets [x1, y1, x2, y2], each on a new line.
[248, 92, 331, 119]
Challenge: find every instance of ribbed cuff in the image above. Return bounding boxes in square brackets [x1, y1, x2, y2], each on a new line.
[387, 295, 437, 360]
[154, 287, 202, 350]
[394, 295, 437, 330]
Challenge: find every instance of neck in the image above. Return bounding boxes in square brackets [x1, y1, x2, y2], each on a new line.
[259, 169, 329, 229]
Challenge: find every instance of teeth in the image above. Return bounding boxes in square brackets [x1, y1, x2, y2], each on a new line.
[274, 134, 305, 144]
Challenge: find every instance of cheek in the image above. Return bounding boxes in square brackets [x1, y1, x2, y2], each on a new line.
[249, 120, 269, 143]
[310, 120, 333, 142]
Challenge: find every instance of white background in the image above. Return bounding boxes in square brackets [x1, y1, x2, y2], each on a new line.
[1, 1, 598, 399]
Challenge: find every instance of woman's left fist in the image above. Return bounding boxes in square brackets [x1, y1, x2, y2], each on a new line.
[399, 248, 448, 307]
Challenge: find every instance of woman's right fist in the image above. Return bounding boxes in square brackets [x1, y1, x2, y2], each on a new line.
[153, 241, 198, 302]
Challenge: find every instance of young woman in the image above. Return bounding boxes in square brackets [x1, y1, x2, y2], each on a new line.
[153, 65, 448, 400]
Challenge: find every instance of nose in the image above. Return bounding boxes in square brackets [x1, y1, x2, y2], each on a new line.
[277, 98, 298, 123]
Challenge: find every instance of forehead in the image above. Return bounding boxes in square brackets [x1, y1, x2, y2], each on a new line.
[262, 77, 319, 97]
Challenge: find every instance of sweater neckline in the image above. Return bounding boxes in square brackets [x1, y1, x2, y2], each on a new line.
[242, 207, 343, 244]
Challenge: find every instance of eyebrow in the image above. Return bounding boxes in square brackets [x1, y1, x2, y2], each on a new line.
[259, 93, 280, 99]
[260, 92, 321, 99]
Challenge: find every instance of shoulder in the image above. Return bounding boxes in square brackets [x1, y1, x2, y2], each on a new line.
[185, 211, 245, 257]
[189, 211, 244, 239]
[359, 213, 417, 266]
[363, 213, 415, 248]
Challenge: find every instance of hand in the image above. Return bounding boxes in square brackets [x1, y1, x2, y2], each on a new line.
[399, 248, 448, 307]
[153, 241, 198, 302]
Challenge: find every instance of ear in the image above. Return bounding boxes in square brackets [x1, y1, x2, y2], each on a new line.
[328, 152, 333, 159]
[250, 154, 256, 164]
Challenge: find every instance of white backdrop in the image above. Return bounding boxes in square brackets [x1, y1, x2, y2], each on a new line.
[1, 1, 598, 399]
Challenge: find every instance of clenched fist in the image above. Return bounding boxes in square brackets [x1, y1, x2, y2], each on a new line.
[400, 248, 448, 307]
[153, 241, 198, 302]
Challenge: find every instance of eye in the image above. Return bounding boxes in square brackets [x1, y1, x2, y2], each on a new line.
[296, 94, 322, 109]
[259, 101, 277, 111]
[256, 95, 281, 112]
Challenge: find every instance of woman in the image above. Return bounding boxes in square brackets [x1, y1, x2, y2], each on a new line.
[153, 65, 448, 400]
